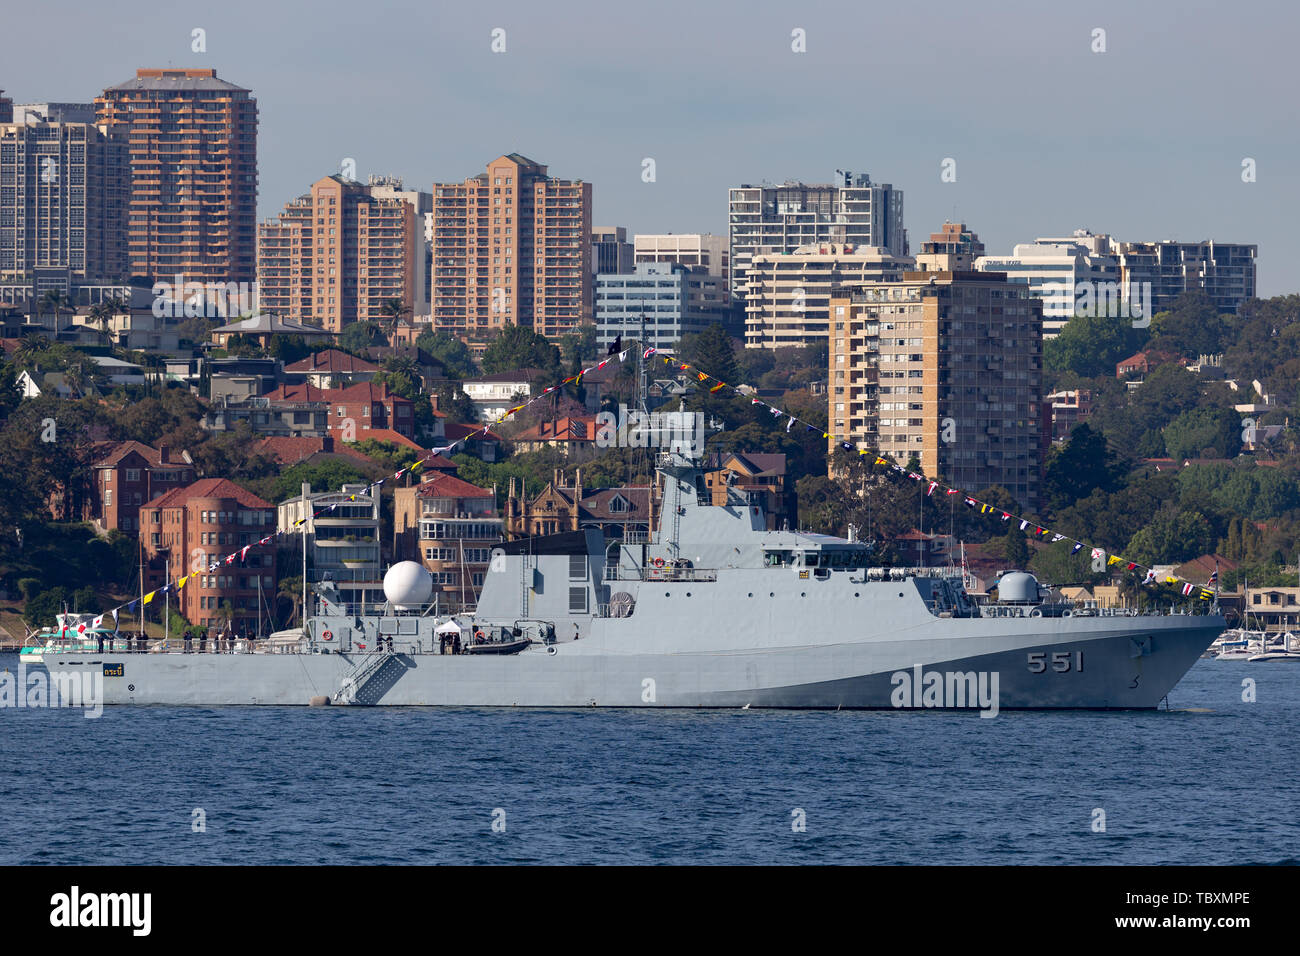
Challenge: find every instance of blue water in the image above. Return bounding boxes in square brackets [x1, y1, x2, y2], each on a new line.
[1, 655, 1296, 865]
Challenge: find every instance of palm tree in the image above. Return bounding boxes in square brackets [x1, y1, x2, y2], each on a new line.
[87, 301, 115, 347]
[41, 290, 70, 337]
[14, 331, 46, 366]
[379, 298, 412, 339]
[277, 575, 304, 628]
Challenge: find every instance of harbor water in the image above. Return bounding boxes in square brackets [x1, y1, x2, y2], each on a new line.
[1, 655, 1296, 865]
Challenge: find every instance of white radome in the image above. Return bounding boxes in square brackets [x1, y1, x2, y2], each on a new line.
[384, 561, 433, 609]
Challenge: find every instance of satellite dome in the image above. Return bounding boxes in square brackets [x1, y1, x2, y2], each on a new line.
[384, 561, 433, 609]
[998, 571, 1041, 605]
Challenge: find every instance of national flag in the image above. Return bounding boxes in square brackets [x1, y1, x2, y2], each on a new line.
[92, 615, 103, 629]
[607, 334, 622, 356]
[1143, 569, 1157, 585]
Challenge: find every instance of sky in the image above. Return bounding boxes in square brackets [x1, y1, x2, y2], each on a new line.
[5, 0, 1296, 294]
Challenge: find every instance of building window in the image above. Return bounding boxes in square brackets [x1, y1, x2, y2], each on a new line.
[568, 587, 588, 613]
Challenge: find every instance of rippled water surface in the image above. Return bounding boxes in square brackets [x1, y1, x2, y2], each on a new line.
[1, 655, 1296, 865]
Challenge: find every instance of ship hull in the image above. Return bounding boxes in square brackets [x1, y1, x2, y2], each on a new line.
[35, 614, 1221, 710]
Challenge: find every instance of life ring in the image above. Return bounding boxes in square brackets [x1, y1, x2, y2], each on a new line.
[1029, 609, 1042, 618]
[322, 630, 333, 642]
[474, 630, 487, 644]
[1062, 609, 1073, 618]
[652, 557, 665, 569]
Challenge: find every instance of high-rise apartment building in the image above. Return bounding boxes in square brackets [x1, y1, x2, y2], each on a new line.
[729, 171, 906, 304]
[596, 261, 730, 352]
[1111, 239, 1256, 314]
[95, 68, 258, 287]
[367, 175, 432, 315]
[430, 154, 592, 347]
[592, 226, 634, 275]
[634, 232, 729, 291]
[743, 244, 913, 349]
[830, 227, 1043, 509]
[978, 230, 1256, 332]
[257, 175, 417, 332]
[976, 230, 1119, 335]
[0, 113, 129, 285]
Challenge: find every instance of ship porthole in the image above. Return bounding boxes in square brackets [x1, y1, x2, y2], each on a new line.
[748, 592, 753, 597]
[686, 592, 691, 597]
[769, 592, 774, 598]
[546, 646, 557, 656]
[854, 592, 860, 598]
[800, 592, 806, 597]
[899, 592, 904, 597]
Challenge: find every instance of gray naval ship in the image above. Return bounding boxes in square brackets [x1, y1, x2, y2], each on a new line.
[36, 449, 1223, 710]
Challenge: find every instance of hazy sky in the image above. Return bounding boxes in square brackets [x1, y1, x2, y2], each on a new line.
[7, 0, 1295, 294]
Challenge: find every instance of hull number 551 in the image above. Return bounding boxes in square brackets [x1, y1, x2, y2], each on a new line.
[1027, 651, 1083, 673]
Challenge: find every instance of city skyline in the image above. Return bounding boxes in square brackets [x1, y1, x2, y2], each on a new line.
[3, 0, 1292, 296]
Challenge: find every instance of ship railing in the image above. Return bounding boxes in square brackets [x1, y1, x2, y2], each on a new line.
[603, 566, 718, 583]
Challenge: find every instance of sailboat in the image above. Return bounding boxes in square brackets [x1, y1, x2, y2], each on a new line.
[1248, 631, 1300, 662]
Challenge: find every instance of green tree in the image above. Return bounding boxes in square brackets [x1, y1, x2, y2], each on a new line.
[414, 330, 477, 379]
[1162, 406, 1242, 460]
[1001, 524, 1031, 568]
[436, 382, 479, 423]
[676, 323, 738, 387]
[339, 320, 386, 353]
[1044, 312, 1146, 378]
[480, 325, 561, 378]
[1042, 424, 1123, 514]
[1125, 506, 1217, 566]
